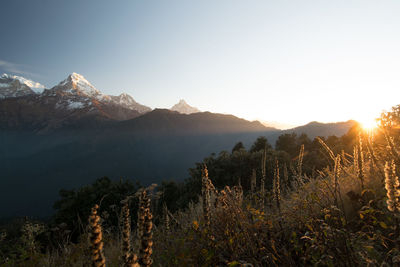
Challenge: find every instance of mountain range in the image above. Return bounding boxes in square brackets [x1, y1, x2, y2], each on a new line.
[0, 73, 356, 217]
[1, 73, 201, 132]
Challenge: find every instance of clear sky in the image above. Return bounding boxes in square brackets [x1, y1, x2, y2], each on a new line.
[1, 0, 400, 126]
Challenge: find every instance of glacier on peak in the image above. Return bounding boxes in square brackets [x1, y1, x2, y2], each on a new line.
[0, 73, 46, 94]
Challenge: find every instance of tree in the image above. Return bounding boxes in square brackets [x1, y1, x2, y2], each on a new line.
[379, 104, 400, 129]
[250, 136, 272, 153]
[232, 141, 245, 153]
[275, 133, 298, 157]
[52, 177, 140, 241]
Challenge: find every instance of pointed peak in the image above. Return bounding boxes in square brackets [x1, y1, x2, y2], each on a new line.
[69, 72, 83, 78]
[119, 92, 131, 98]
[66, 72, 91, 84]
[61, 73, 90, 86]
[55, 72, 101, 97]
[170, 99, 200, 114]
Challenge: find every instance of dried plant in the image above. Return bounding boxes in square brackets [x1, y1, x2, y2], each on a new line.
[384, 130, 400, 164]
[215, 187, 229, 210]
[297, 144, 304, 177]
[273, 159, 281, 211]
[121, 199, 139, 267]
[261, 147, 267, 205]
[317, 137, 335, 162]
[138, 189, 153, 267]
[357, 132, 365, 189]
[365, 132, 384, 182]
[282, 162, 289, 192]
[384, 160, 400, 212]
[88, 204, 106, 267]
[232, 184, 243, 206]
[202, 164, 214, 227]
[333, 155, 342, 207]
[353, 145, 359, 175]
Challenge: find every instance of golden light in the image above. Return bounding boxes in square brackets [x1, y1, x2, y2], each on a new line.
[358, 117, 378, 131]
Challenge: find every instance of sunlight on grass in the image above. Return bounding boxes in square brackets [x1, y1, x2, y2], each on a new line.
[358, 117, 378, 131]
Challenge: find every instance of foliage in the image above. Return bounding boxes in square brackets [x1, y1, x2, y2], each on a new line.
[52, 177, 140, 241]
[4, 105, 400, 266]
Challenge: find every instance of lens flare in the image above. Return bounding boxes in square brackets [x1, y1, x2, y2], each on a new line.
[358, 118, 378, 131]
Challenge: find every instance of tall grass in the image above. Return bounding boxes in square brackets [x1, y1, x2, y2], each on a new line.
[5, 127, 400, 266]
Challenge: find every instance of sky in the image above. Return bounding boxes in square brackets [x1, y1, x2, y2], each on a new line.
[1, 0, 400, 127]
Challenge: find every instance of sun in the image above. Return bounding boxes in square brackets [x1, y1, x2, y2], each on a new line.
[357, 117, 378, 131]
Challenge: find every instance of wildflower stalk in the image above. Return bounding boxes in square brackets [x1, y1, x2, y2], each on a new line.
[357, 132, 365, 190]
[385, 160, 400, 212]
[273, 160, 281, 212]
[297, 144, 304, 177]
[333, 155, 341, 207]
[283, 163, 289, 192]
[261, 147, 267, 206]
[365, 132, 385, 183]
[202, 164, 213, 227]
[138, 190, 153, 267]
[121, 200, 139, 267]
[317, 137, 335, 163]
[88, 204, 106, 267]
[384, 130, 400, 165]
[353, 146, 359, 176]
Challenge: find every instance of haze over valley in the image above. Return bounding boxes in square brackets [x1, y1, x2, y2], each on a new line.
[0, 72, 356, 217]
[1, 1, 400, 266]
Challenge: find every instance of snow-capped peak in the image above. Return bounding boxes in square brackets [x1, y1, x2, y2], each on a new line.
[0, 73, 45, 94]
[170, 99, 200, 114]
[56, 72, 102, 97]
[109, 92, 152, 113]
[69, 72, 91, 85]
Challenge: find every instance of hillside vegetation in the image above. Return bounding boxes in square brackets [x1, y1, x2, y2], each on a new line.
[1, 105, 400, 266]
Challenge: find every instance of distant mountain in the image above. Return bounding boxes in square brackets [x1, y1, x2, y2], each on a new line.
[43, 73, 151, 114]
[109, 93, 151, 114]
[0, 73, 46, 99]
[284, 120, 357, 138]
[117, 109, 270, 135]
[170, 99, 200, 114]
[0, 73, 151, 131]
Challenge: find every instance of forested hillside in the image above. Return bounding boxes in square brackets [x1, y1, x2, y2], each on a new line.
[2, 105, 399, 266]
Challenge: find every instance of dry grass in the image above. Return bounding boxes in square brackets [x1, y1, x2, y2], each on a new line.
[5, 128, 400, 266]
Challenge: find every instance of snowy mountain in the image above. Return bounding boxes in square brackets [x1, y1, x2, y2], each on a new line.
[49, 72, 103, 99]
[0, 73, 46, 99]
[109, 93, 151, 114]
[43, 72, 151, 113]
[0, 73, 151, 130]
[170, 99, 200, 114]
